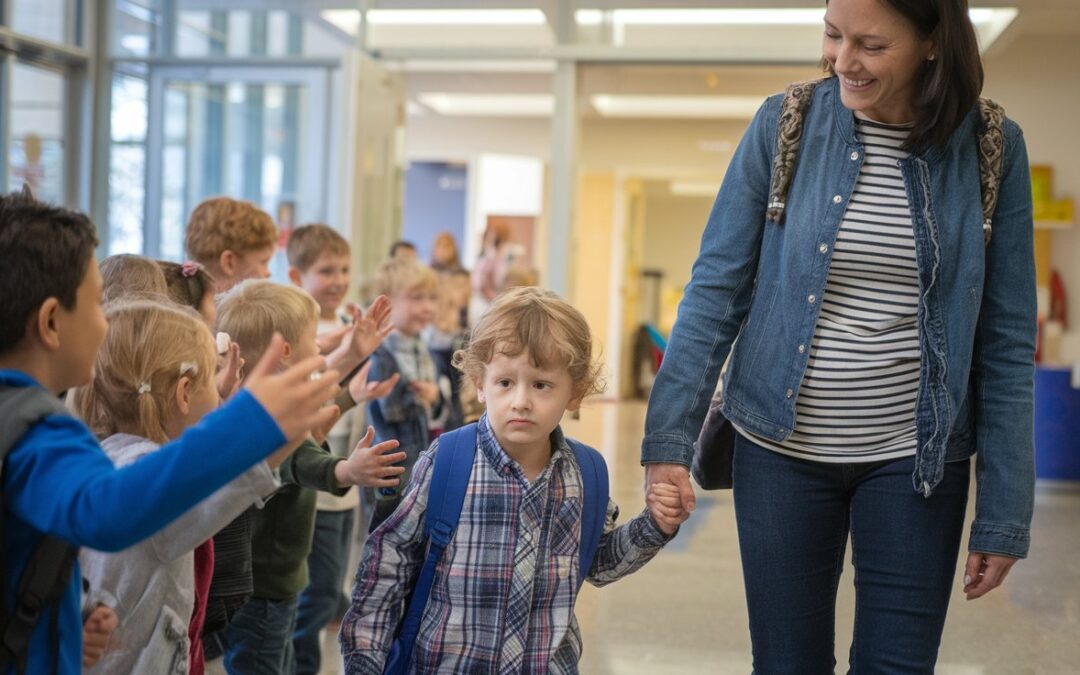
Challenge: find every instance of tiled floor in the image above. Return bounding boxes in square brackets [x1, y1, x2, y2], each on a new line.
[322, 400, 1080, 674]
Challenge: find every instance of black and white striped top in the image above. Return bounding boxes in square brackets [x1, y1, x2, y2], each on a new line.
[744, 117, 921, 463]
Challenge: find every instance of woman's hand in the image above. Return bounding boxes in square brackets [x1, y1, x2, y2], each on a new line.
[963, 552, 1019, 600]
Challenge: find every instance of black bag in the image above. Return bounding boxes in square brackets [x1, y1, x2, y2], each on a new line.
[691, 398, 736, 490]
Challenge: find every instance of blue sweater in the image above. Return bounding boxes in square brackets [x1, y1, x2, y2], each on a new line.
[0, 369, 286, 675]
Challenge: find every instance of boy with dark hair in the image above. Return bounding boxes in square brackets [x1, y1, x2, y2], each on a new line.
[0, 190, 340, 674]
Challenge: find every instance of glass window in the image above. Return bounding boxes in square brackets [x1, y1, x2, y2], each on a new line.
[114, 0, 160, 57]
[9, 0, 71, 45]
[7, 63, 66, 204]
[108, 73, 148, 254]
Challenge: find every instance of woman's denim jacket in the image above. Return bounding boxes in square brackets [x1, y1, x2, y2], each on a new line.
[642, 76, 1036, 559]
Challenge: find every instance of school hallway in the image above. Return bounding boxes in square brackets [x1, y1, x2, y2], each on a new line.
[319, 400, 1080, 674]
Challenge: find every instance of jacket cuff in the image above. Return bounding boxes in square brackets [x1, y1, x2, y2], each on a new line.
[640, 435, 693, 466]
[969, 521, 1030, 559]
[343, 652, 383, 675]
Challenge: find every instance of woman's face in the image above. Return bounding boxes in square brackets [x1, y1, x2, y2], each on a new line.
[822, 0, 934, 124]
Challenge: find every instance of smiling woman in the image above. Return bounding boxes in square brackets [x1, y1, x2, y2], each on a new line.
[823, 0, 984, 149]
[641, 0, 1037, 672]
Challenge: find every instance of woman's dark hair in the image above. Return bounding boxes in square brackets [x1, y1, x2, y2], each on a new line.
[826, 0, 984, 151]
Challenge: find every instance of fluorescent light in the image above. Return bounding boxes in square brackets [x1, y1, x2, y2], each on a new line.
[596, 9, 827, 26]
[384, 60, 556, 74]
[670, 181, 720, 197]
[591, 95, 762, 119]
[368, 9, 547, 26]
[321, 9, 360, 34]
[969, 8, 1019, 49]
[417, 93, 554, 117]
[576, 10, 605, 26]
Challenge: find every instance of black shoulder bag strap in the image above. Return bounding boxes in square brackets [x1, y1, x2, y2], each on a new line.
[0, 385, 80, 675]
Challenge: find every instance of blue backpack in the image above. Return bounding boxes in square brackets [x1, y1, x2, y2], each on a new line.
[383, 422, 609, 675]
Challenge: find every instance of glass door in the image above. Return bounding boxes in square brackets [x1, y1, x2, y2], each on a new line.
[143, 65, 331, 262]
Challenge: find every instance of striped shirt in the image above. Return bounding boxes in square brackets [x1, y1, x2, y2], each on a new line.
[745, 117, 921, 463]
[340, 414, 671, 674]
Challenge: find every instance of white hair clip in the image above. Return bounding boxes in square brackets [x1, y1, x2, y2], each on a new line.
[137, 382, 151, 395]
[179, 361, 199, 376]
[216, 332, 231, 355]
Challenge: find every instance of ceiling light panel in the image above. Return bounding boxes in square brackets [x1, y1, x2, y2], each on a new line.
[417, 93, 554, 117]
[591, 95, 762, 119]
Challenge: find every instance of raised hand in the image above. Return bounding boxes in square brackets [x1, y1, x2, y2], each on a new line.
[348, 360, 401, 404]
[316, 323, 351, 355]
[328, 296, 394, 373]
[215, 340, 245, 401]
[244, 334, 341, 445]
[409, 380, 440, 408]
[334, 426, 407, 488]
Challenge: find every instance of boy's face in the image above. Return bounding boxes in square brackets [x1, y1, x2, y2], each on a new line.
[390, 285, 437, 337]
[219, 245, 274, 292]
[475, 348, 578, 460]
[292, 252, 349, 318]
[56, 256, 109, 391]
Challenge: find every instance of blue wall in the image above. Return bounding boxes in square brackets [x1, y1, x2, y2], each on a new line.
[402, 162, 468, 264]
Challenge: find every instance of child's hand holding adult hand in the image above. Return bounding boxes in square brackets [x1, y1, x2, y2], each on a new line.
[334, 426, 406, 488]
[245, 334, 341, 446]
[647, 482, 689, 536]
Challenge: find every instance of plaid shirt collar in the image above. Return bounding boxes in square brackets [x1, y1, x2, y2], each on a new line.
[477, 412, 570, 483]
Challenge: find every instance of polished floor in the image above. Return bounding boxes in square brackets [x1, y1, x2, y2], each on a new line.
[321, 400, 1080, 674]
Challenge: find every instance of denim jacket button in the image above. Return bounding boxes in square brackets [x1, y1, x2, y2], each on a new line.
[832, 194, 842, 204]
[850, 151, 859, 160]
[819, 243, 828, 254]
[786, 389, 794, 398]
[807, 294, 817, 304]
[798, 344, 806, 354]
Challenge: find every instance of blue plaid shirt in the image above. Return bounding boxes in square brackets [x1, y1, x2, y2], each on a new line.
[340, 414, 673, 674]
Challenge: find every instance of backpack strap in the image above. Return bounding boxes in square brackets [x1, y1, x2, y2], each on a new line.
[0, 384, 78, 675]
[976, 97, 1006, 246]
[766, 77, 829, 224]
[386, 423, 477, 674]
[566, 439, 609, 587]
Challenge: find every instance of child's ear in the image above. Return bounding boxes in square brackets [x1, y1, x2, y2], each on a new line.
[219, 250, 237, 278]
[566, 394, 584, 413]
[175, 376, 192, 416]
[287, 267, 302, 287]
[35, 298, 62, 352]
[472, 375, 486, 404]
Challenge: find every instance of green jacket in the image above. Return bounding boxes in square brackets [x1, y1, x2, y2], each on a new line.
[249, 438, 351, 599]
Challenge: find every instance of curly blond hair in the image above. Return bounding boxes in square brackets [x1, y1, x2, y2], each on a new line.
[453, 286, 604, 400]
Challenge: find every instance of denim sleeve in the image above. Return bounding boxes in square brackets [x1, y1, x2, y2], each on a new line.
[587, 502, 673, 588]
[969, 121, 1037, 559]
[370, 350, 413, 425]
[640, 95, 779, 466]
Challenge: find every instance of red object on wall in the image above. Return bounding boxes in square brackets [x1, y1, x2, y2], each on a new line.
[1049, 270, 1067, 327]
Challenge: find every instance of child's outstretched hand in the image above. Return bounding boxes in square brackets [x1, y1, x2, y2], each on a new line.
[334, 426, 407, 488]
[215, 340, 245, 401]
[409, 380, 440, 408]
[330, 295, 393, 366]
[316, 323, 351, 355]
[82, 604, 118, 668]
[348, 361, 401, 404]
[647, 482, 689, 536]
[245, 334, 341, 446]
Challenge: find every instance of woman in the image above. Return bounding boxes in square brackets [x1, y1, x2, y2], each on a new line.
[642, 0, 1035, 672]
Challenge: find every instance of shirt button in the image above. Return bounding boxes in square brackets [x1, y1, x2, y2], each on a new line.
[807, 294, 817, 304]
[819, 243, 828, 254]
[832, 194, 843, 204]
[798, 344, 806, 354]
[850, 151, 859, 160]
[786, 388, 794, 398]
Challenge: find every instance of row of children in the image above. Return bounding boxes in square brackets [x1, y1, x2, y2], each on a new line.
[1, 187, 689, 675]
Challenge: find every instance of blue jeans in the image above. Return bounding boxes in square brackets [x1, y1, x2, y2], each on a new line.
[223, 596, 299, 675]
[732, 433, 970, 674]
[293, 508, 355, 675]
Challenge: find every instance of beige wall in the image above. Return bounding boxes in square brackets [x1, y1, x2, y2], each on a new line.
[984, 35, 1080, 331]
